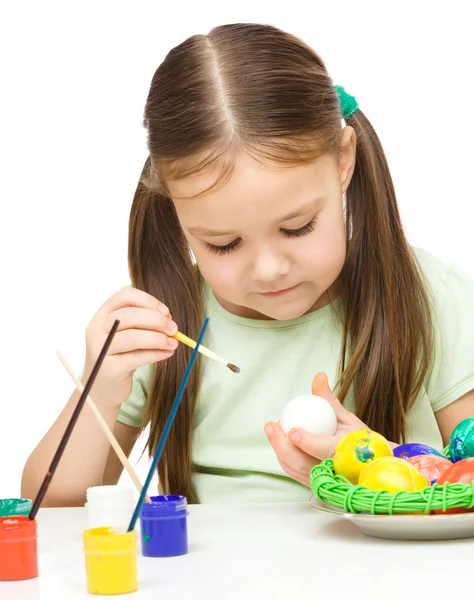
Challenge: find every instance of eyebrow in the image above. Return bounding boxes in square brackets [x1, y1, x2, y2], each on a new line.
[188, 197, 324, 238]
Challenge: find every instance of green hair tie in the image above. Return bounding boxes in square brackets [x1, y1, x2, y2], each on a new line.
[335, 85, 359, 119]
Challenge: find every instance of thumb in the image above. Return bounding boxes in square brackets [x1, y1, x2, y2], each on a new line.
[311, 372, 346, 418]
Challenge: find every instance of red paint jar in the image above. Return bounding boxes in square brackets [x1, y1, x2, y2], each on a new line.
[0, 516, 38, 581]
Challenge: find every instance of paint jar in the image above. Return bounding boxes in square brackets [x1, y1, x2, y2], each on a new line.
[83, 526, 137, 595]
[0, 498, 33, 517]
[0, 516, 38, 581]
[139, 495, 188, 557]
[86, 485, 134, 530]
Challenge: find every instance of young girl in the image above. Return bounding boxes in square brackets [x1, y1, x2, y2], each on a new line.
[22, 23, 474, 506]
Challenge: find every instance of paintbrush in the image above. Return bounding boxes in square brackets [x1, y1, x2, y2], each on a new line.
[56, 351, 151, 503]
[173, 330, 240, 373]
[28, 320, 120, 520]
[127, 317, 209, 532]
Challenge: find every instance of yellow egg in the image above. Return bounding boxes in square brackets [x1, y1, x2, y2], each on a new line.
[333, 429, 393, 484]
[359, 457, 430, 493]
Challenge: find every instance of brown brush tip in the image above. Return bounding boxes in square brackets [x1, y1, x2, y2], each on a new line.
[227, 363, 240, 373]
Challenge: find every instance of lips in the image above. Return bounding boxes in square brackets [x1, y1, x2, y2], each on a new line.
[260, 284, 299, 297]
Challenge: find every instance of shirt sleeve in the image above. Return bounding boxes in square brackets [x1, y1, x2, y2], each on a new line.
[117, 364, 152, 427]
[425, 259, 474, 411]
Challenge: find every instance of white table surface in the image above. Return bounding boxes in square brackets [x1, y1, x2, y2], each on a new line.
[0, 501, 471, 599]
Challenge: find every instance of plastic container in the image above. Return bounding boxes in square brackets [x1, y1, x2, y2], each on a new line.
[83, 526, 137, 595]
[0, 516, 38, 581]
[139, 495, 188, 557]
[86, 485, 134, 530]
[0, 498, 33, 517]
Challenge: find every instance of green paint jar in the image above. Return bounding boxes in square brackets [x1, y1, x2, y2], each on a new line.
[0, 499, 33, 517]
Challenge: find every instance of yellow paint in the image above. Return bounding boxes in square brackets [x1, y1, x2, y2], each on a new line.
[83, 527, 137, 595]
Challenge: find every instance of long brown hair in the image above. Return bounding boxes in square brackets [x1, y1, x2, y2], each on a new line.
[128, 23, 434, 502]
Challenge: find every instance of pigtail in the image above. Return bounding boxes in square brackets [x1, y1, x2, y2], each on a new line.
[336, 110, 434, 442]
[128, 156, 202, 502]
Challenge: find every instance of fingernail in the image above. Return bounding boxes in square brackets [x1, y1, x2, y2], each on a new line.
[167, 321, 178, 335]
[289, 430, 300, 442]
[158, 304, 170, 315]
[168, 337, 178, 349]
[265, 425, 273, 437]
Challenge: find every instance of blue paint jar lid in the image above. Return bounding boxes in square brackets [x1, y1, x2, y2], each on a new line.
[140, 495, 188, 518]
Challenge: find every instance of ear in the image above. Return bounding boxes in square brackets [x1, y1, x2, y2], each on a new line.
[339, 126, 357, 194]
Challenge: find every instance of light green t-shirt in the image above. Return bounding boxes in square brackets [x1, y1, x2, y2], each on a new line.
[117, 247, 474, 503]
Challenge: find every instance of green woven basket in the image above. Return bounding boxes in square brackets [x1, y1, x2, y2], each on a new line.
[309, 447, 474, 515]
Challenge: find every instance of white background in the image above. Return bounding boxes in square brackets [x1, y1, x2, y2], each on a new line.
[1, 0, 473, 499]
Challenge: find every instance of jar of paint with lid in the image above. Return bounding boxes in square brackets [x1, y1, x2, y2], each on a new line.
[139, 495, 188, 557]
[0, 516, 38, 581]
[83, 526, 138, 595]
[86, 485, 135, 530]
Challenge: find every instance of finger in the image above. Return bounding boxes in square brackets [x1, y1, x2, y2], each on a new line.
[104, 307, 178, 336]
[97, 286, 170, 317]
[107, 329, 178, 356]
[108, 349, 175, 374]
[265, 422, 318, 476]
[311, 372, 346, 418]
[277, 457, 310, 487]
[312, 373, 367, 429]
[287, 427, 337, 461]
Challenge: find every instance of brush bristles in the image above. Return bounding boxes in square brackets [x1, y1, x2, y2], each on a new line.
[227, 363, 240, 373]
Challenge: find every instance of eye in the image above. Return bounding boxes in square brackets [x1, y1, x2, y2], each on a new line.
[281, 217, 317, 238]
[205, 216, 317, 255]
[206, 238, 242, 255]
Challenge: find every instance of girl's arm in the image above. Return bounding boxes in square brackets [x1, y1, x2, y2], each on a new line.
[22, 286, 178, 507]
[21, 387, 136, 507]
[435, 389, 474, 446]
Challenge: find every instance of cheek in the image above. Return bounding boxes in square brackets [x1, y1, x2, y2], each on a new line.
[191, 246, 242, 294]
[300, 219, 346, 277]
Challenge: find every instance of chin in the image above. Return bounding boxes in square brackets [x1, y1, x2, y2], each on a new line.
[255, 299, 316, 321]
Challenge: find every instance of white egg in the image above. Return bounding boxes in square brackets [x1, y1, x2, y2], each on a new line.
[279, 394, 337, 436]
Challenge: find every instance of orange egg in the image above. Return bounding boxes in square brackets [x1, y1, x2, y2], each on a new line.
[359, 457, 430, 493]
[406, 454, 451, 485]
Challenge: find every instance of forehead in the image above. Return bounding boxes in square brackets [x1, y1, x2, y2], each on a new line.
[168, 153, 338, 217]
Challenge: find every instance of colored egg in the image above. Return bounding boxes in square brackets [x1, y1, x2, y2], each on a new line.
[359, 457, 430, 493]
[406, 454, 451, 484]
[333, 429, 393, 485]
[435, 457, 474, 514]
[449, 418, 474, 463]
[393, 443, 445, 460]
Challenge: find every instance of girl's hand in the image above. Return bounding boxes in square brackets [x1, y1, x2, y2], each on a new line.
[264, 372, 368, 488]
[82, 287, 179, 407]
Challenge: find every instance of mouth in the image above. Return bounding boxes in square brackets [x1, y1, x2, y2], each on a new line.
[260, 284, 300, 298]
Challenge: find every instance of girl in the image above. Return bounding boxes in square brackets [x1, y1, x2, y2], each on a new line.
[22, 23, 474, 506]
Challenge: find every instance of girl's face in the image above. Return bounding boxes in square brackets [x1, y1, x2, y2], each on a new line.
[169, 127, 356, 321]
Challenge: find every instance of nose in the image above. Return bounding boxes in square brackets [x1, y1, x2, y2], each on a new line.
[251, 246, 290, 282]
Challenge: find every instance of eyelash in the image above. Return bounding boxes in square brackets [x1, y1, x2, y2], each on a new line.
[206, 217, 317, 256]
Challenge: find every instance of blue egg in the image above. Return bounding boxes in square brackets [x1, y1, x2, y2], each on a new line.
[449, 418, 474, 463]
[393, 443, 445, 460]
